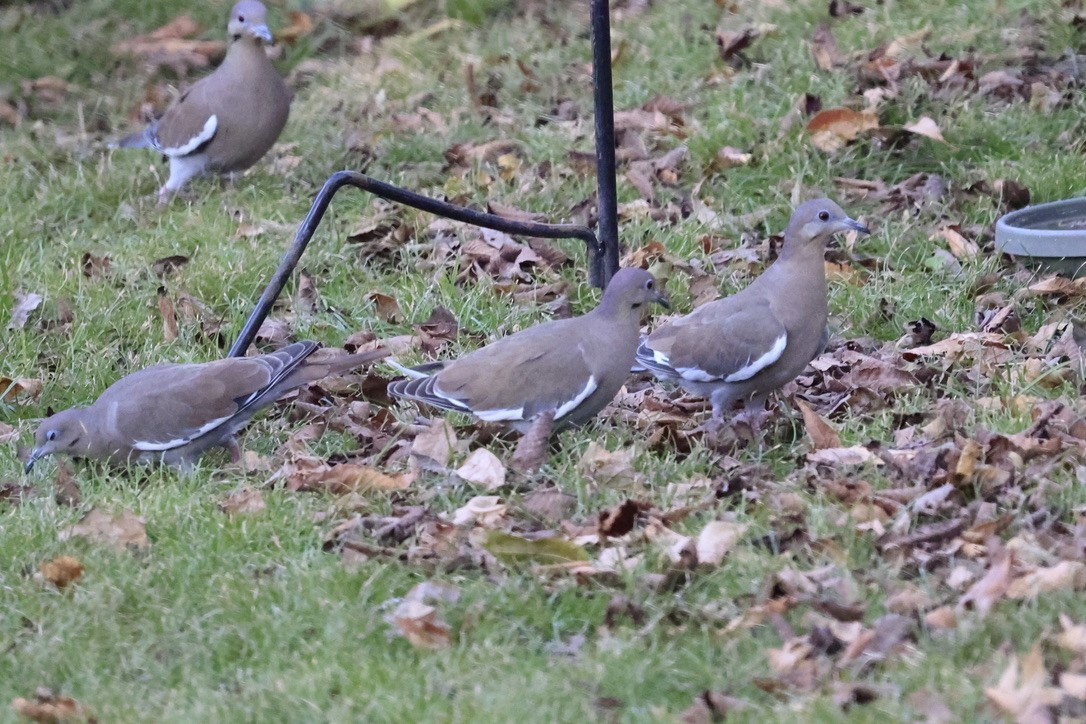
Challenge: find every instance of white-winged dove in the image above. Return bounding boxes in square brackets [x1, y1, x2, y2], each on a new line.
[116, 0, 292, 205]
[388, 268, 668, 433]
[25, 342, 386, 471]
[636, 199, 869, 429]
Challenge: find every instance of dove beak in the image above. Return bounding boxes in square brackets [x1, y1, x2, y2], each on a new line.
[840, 217, 870, 235]
[25, 448, 43, 474]
[250, 24, 273, 43]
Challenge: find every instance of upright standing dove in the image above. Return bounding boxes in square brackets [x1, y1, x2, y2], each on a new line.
[25, 342, 386, 470]
[388, 268, 668, 434]
[116, 0, 292, 205]
[636, 199, 869, 430]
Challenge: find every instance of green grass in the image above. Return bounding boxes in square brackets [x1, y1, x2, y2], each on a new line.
[4, 0, 1086, 720]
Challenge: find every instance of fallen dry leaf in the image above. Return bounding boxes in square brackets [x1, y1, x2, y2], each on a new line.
[1056, 614, 1086, 654]
[366, 292, 403, 323]
[386, 579, 459, 650]
[293, 464, 411, 495]
[810, 23, 843, 70]
[111, 14, 226, 76]
[923, 606, 958, 630]
[521, 487, 576, 522]
[390, 599, 451, 650]
[931, 225, 979, 259]
[11, 688, 92, 723]
[1061, 672, 1086, 701]
[958, 542, 1012, 616]
[680, 691, 749, 723]
[795, 398, 842, 449]
[578, 442, 643, 487]
[902, 332, 1007, 360]
[509, 409, 554, 474]
[598, 499, 645, 538]
[806, 446, 881, 466]
[276, 10, 314, 44]
[985, 645, 1061, 723]
[765, 636, 815, 676]
[1026, 275, 1086, 298]
[903, 116, 947, 143]
[218, 487, 267, 516]
[644, 518, 695, 567]
[35, 555, 84, 589]
[293, 270, 321, 314]
[909, 689, 955, 724]
[157, 288, 179, 342]
[0, 376, 42, 403]
[53, 461, 81, 507]
[8, 290, 42, 330]
[411, 418, 457, 469]
[1008, 561, 1086, 598]
[151, 254, 189, 277]
[80, 252, 112, 279]
[59, 508, 149, 552]
[885, 585, 935, 614]
[806, 108, 879, 152]
[234, 223, 265, 239]
[715, 23, 777, 67]
[455, 448, 506, 490]
[694, 519, 747, 567]
[714, 146, 753, 169]
[451, 495, 507, 527]
[484, 530, 589, 565]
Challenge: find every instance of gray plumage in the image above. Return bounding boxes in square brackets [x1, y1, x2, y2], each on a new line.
[26, 341, 386, 470]
[116, 0, 292, 204]
[636, 199, 869, 424]
[388, 268, 668, 433]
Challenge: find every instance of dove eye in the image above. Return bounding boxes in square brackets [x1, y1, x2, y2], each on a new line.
[818, 210, 830, 221]
[645, 280, 654, 289]
[238, 15, 246, 21]
[46, 430, 57, 442]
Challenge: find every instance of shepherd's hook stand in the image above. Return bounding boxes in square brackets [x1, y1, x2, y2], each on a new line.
[229, 0, 622, 358]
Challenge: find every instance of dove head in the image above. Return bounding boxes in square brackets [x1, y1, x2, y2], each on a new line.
[26, 407, 92, 473]
[228, 0, 272, 43]
[784, 198, 869, 253]
[595, 267, 670, 321]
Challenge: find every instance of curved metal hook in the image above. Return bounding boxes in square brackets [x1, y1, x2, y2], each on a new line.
[228, 170, 606, 357]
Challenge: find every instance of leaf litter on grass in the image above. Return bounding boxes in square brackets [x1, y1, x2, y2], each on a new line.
[305, 1, 1086, 712]
[13, 0, 1086, 717]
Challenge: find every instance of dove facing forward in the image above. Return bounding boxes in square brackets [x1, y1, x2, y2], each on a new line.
[26, 342, 386, 471]
[116, 1, 292, 205]
[636, 199, 869, 431]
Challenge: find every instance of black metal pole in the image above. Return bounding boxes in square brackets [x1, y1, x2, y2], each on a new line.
[591, 0, 620, 285]
[228, 171, 602, 357]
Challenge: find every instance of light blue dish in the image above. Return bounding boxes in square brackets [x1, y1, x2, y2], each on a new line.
[996, 197, 1086, 278]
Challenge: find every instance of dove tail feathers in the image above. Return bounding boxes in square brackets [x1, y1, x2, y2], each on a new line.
[387, 374, 466, 414]
[281, 346, 389, 388]
[383, 358, 446, 379]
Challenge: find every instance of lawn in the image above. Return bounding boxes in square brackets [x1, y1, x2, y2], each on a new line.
[4, 0, 1086, 720]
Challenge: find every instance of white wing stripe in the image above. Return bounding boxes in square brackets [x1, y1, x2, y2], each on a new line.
[554, 375, 597, 420]
[431, 384, 478, 414]
[670, 333, 788, 383]
[724, 333, 787, 382]
[156, 115, 218, 157]
[475, 407, 525, 422]
[676, 366, 720, 382]
[469, 376, 597, 423]
[131, 413, 232, 451]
